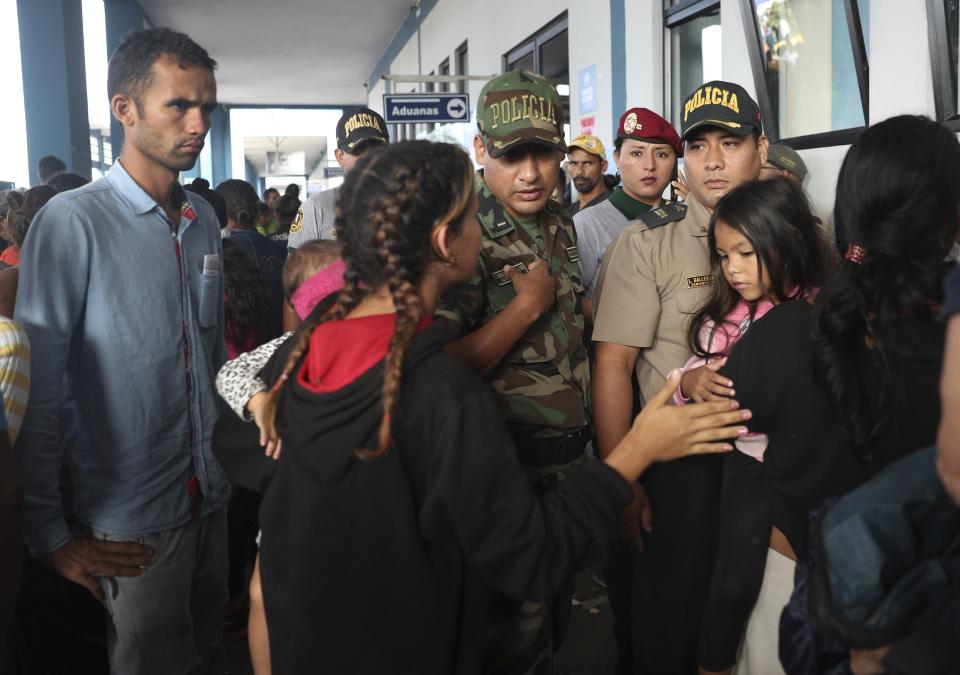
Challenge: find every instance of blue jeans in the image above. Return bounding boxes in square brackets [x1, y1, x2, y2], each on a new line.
[93, 509, 228, 675]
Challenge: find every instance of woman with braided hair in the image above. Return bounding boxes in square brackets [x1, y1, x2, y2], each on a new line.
[214, 140, 751, 674]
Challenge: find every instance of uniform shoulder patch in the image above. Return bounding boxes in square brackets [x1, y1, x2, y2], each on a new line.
[289, 208, 304, 234]
[638, 202, 687, 230]
[478, 212, 515, 240]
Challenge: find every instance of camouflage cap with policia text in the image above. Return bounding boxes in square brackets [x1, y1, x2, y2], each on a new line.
[477, 70, 567, 158]
[336, 106, 389, 153]
[680, 80, 762, 139]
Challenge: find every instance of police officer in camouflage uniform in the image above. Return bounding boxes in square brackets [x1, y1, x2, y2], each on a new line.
[436, 70, 590, 675]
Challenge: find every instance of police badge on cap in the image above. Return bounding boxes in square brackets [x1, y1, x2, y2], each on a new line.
[680, 81, 762, 140]
[616, 108, 682, 156]
[336, 107, 389, 153]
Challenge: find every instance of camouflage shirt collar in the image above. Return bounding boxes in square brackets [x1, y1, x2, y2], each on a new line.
[608, 187, 656, 220]
[475, 169, 543, 235]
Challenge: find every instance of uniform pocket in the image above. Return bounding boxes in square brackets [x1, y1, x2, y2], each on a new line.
[487, 283, 517, 315]
[676, 272, 713, 315]
[199, 254, 220, 329]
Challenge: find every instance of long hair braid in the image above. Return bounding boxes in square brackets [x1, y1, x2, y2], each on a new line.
[357, 168, 423, 458]
[261, 140, 475, 460]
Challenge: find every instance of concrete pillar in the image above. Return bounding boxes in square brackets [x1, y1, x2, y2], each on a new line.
[104, 0, 151, 159]
[210, 106, 232, 186]
[17, 0, 91, 185]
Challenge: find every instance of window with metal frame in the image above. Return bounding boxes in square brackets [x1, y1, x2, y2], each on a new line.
[927, 0, 960, 130]
[439, 58, 451, 93]
[425, 71, 436, 134]
[456, 41, 469, 94]
[665, 1, 722, 132]
[503, 13, 570, 130]
[740, 0, 870, 148]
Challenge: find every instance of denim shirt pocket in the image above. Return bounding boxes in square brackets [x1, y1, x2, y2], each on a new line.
[198, 254, 220, 329]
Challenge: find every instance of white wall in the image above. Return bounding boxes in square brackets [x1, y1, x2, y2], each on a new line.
[372, 0, 946, 222]
[624, 0, 664, 114]
[721, 0, 756, 101]
[568, 1, 614, 155]
[870, 1, 935, 121]
[371, 0, 612, 159]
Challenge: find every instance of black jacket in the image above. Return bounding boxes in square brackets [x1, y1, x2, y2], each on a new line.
[214, 321, 632, 674]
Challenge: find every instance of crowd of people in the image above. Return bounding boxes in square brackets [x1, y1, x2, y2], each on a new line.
[0, 24, 958, 675]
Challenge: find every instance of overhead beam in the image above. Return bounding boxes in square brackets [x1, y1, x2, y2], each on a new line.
[381, 74, 497, 83]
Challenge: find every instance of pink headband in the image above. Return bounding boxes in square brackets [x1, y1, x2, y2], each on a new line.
[291, 258, 346, 320]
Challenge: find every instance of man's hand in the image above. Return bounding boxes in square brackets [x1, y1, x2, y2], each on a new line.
[850, 645, 892, 675]
[671, 169, 689, 202]
[40, 533, 155, 600]
[680, 359, 734, 402]
[247, 391, 282, 460]
[621, 482, 653, 550]
[507, 260, 555, 319]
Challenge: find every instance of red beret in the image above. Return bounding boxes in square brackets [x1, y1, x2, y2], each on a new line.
[616, 107, 683, 157]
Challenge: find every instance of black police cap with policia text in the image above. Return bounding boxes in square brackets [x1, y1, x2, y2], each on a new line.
[680, 81, 762, 140]
[336, 107, 389, 153]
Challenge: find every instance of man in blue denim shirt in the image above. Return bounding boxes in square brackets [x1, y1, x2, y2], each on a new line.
[15, 28, 230, 674]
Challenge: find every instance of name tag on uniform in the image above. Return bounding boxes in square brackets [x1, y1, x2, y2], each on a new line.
[491, 262, 529, 286]
[565, 245, 580, 263]
[687, 275, 713, 289]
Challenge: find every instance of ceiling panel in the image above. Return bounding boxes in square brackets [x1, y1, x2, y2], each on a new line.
[138, 0, 412, 106]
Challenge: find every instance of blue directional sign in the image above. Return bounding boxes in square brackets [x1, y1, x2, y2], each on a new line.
[382, 93, 471, 124]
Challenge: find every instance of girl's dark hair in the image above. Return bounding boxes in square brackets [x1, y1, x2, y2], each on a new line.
[215, 179, 260, 229]
[8, 185, 57, 248]
[265, 140, 474, 459]
[47, 172, 89, 193]
[222, 239, 276, 350]
[276, 194, 301, 224]
[813, 115, 960, 462]
[689, 177, 832, 358]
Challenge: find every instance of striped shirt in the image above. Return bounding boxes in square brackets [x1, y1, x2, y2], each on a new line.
[0, 316, 30, 442]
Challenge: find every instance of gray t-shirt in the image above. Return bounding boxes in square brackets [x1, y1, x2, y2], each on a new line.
[573, 198, 631, 297]
[287, 187, 338, 249]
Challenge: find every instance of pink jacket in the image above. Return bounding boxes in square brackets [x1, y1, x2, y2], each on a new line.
[669, 299, 774, 461]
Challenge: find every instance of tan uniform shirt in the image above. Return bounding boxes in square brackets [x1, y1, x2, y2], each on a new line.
[592, 195, 714, 406]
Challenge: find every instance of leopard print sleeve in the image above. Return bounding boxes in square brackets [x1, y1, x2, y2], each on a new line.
[216, 332, 292, 420]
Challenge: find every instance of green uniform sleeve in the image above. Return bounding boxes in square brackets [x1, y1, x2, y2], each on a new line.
[434, 268, 487, 338]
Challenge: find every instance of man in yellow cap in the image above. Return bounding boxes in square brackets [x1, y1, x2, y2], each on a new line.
[567, 134, 610, 217]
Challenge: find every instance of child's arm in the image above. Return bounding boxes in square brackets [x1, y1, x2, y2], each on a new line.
[216, 332, 293, 420]
[672, 320, 734, 404]
[668, 353, 710, 405]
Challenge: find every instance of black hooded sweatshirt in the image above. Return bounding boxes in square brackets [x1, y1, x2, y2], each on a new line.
[214, 319, 632, 674]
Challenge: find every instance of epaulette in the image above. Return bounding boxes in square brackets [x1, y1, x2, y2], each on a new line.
[638, 202, 687, 230]
[478, 211, 515, 239]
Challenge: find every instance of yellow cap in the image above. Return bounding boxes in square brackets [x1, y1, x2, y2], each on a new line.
[567, 134, 606, 158]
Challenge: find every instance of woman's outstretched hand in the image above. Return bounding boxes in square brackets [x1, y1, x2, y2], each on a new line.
[247, 391, 282, 460]
[605, 373, 751, 484]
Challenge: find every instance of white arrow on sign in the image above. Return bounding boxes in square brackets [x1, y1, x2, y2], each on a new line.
[446, 98, 467, 119]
